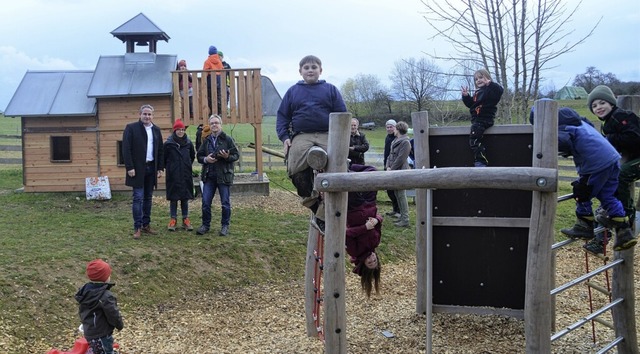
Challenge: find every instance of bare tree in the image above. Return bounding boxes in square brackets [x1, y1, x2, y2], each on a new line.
[573, 66, 620, 93]
[341, 74, 389, 117]
[390, 57, 444, 113]
[340, 78, 360, 117]
[420, 0, 599, 123]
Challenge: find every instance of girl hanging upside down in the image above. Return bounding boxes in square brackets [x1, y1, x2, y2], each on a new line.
[345, 164, 383, 298]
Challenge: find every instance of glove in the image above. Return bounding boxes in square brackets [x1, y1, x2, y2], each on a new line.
[571, 180, 592, 202]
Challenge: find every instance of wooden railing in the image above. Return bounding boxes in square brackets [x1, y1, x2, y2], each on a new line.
[172, 68, 265, 179]
[171, 68, 263, 127]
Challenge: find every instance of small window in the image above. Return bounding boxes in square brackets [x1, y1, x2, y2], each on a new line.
[50, 136, 71, 162]
[117, 141, 124, 166]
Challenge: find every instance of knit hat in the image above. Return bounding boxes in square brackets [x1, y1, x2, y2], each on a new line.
[208, 45, 217, 55]
[587, 85, 616, 113]
[385, 119, 397, 127]
[218, 51, 224, 58]
[86, 259, 112, 282]
[173, 119, 186, 131]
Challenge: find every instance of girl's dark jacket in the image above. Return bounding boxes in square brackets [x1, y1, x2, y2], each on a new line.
[75, 282, 124, 340]
[163, 132, 196, 201]
[196, 131, 239, 185]
[122, 120, 165, 188]
[462, 81, 504, 122]
[598, 106, 640, 160]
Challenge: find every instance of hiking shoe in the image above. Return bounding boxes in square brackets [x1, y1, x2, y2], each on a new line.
[394, 219, 409, 227]
[219, 225, 229, 236]
[561, 218, 594, 239]
[391, 213, 401, 219]
[196, 225, 209, 235]
[182, 217, 193, 231]
[133, 228, 141, 240]
[142, 225, 157, 235]
[167, 218, 177, 231]
[583, 238, 605, 257]
[613, 227, 638, 251]
[385, 210, 400, 216]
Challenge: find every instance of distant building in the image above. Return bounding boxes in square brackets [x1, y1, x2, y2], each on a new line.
[554, 86, 588, 100]
[4, 13, 268, 193]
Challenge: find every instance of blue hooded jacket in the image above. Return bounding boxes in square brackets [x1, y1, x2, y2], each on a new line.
[276, 80, 347, 142]
[557, 107, 620, 175]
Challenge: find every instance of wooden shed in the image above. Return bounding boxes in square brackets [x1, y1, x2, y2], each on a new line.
[4, 13, 266, 193]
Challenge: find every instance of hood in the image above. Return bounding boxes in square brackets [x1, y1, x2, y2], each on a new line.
[75, 282, 114, 306]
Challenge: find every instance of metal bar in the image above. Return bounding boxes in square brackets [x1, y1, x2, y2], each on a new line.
[551, 259, 623, 295]
[551, 298, 624, 342]
[596, 336, 624, 354]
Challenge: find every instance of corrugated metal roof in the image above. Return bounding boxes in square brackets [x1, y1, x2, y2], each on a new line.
[4, 71, 96, 117]
[110, 13, 170, 42]
[87, 53, 177, 97]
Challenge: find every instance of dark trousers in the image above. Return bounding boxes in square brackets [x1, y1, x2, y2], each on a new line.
[469, 119, 494, 165]
[387, 189, 399, 213]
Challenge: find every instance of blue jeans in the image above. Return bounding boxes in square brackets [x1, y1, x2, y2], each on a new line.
[170, 200, 189, 219]
[201, 178, 231, 228]
[89, 334, 115, 354]
[132, 164, 155, 229]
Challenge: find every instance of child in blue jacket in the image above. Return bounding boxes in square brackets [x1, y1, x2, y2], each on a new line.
[533, 107, 637, 254]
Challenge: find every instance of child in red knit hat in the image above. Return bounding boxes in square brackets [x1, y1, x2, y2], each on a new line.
[163, 119, 196, 231]
[75, 259, 123, 354]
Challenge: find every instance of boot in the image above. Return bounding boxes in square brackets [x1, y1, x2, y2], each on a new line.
[561, 214, 594, 239]
[613, 226, 638, 251]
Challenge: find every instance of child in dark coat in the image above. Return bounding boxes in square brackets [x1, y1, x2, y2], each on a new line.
[75, 259, 123, 354]
[345, 164, 383, 298]
[462, 69, 504, 167]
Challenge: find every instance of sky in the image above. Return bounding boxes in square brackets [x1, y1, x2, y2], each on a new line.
[1, 0, 639, 111]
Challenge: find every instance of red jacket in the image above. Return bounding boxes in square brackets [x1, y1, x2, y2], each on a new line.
[346, 202, 382, 275]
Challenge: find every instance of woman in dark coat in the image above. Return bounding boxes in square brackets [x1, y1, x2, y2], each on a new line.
[163, 120, 196, 231]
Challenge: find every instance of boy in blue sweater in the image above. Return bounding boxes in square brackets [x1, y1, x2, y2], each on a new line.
[533, 107, 637, 254]
[276, 55, 347, 229]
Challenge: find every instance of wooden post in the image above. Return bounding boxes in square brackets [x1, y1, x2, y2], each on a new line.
[612, 95, 640, 354]
[524, 99, 558, 353]
[322, 112, 351, 354]
[304, 219, 321, 336]
[611, 249, 639, 353]
[411, 112, 431, 349]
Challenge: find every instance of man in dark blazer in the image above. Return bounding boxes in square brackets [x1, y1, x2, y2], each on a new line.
[122, 104, 165, 239]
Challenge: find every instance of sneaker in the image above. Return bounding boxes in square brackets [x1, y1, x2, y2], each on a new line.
[583, 238, 605, 257]
[142, 225, 157, 235]
[167, 218, 177, 231]
[133, 228, 141, 240]
[474, 161, 487, 167]
[613, 227, 638, 251]
[385, 210, 400, 216]
[391, 213, 401, 219]
[182, 217, 193, 231]
[219, 225, 229, 236]
[394, 219, 409, 227]
[196, 225, 209, 235]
